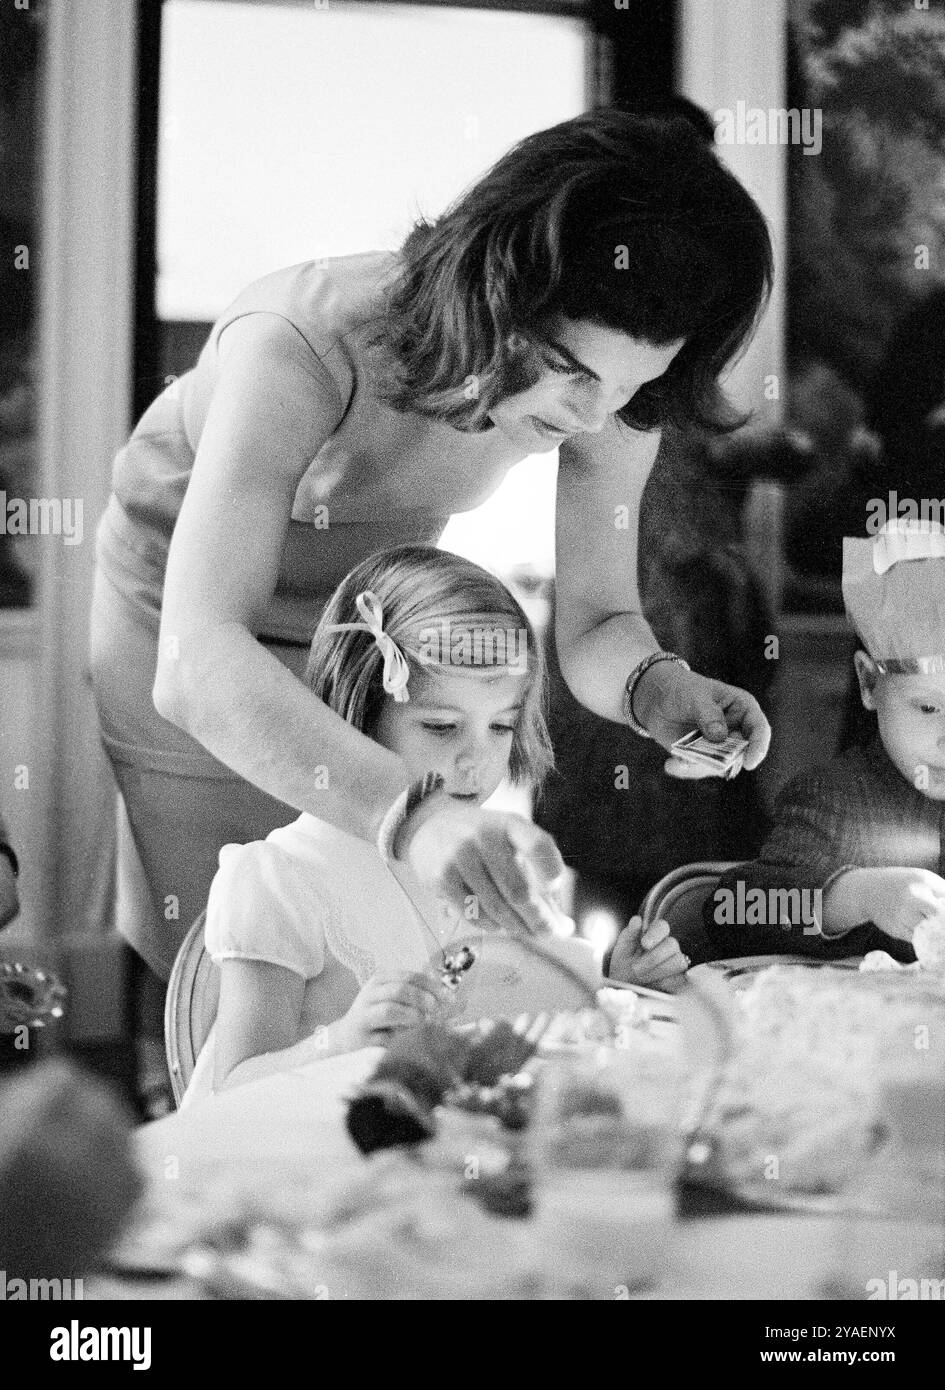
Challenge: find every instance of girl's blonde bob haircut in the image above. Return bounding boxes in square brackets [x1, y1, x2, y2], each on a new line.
[304, 545, 554, 789]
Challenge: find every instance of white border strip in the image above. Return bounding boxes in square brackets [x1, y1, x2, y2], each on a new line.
[677, 0, 787, 426]
[34, 0, 138, 945]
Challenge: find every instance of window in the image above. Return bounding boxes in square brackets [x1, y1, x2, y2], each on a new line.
[157, 0, 590, 322]
[149, 0, 591, 579]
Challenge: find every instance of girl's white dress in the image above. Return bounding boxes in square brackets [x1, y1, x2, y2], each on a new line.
[182, 813, 599, 1107]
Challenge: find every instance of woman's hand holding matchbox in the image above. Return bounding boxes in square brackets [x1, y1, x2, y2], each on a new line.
[631, 662, 765, 781]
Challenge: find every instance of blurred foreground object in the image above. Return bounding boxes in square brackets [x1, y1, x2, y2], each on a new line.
[346, 1020, 541, 1155]
[0, 1060, 142, 1279]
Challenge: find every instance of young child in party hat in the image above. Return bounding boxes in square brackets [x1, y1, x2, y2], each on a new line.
[705, 519, 945, 967]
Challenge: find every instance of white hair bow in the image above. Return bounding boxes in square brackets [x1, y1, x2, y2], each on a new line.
[326, 590, 411, 702]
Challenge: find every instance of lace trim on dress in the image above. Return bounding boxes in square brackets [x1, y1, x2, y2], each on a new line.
[321, 915, 378, 986]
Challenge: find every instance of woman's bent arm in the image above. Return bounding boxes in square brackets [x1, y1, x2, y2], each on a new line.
[154, 313, 407, 837]
[554, 420, 663, 721]
[153, 313, 571, 923]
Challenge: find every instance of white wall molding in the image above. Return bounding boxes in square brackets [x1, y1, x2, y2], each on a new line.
[34, 0, 139, 947]
[678, 0, 788, 425]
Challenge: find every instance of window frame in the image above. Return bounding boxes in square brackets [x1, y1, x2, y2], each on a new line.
[132, 0, 677, 418]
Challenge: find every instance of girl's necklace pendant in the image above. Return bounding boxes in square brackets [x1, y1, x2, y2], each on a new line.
[440, 944, 477, 990]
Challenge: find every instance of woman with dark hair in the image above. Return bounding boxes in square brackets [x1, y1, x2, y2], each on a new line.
[89, 109, 773, 1086]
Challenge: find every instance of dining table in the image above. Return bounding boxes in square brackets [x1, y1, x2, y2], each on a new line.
[86, 958, 945, 1301]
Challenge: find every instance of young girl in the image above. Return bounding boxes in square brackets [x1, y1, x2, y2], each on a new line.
[184, 546, 688, 1105]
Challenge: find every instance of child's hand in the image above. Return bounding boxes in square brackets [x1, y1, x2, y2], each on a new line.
[607, 915, 690, 994]
[337, 970, 451, 1049]
[832, 866, 945, 944]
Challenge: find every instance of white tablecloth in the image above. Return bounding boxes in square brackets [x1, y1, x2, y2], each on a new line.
[125, 1050, 944, 1301]
[137, 1046, 383, 1184]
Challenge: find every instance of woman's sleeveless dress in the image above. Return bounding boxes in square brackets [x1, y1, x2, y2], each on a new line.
[89, 251, 524, 977]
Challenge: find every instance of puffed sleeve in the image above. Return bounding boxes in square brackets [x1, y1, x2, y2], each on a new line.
[204, 840, 326, 979]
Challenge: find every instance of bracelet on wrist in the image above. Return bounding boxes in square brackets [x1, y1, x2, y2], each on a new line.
[622, 652, 690, 738]
[376, 772, 446, 866]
